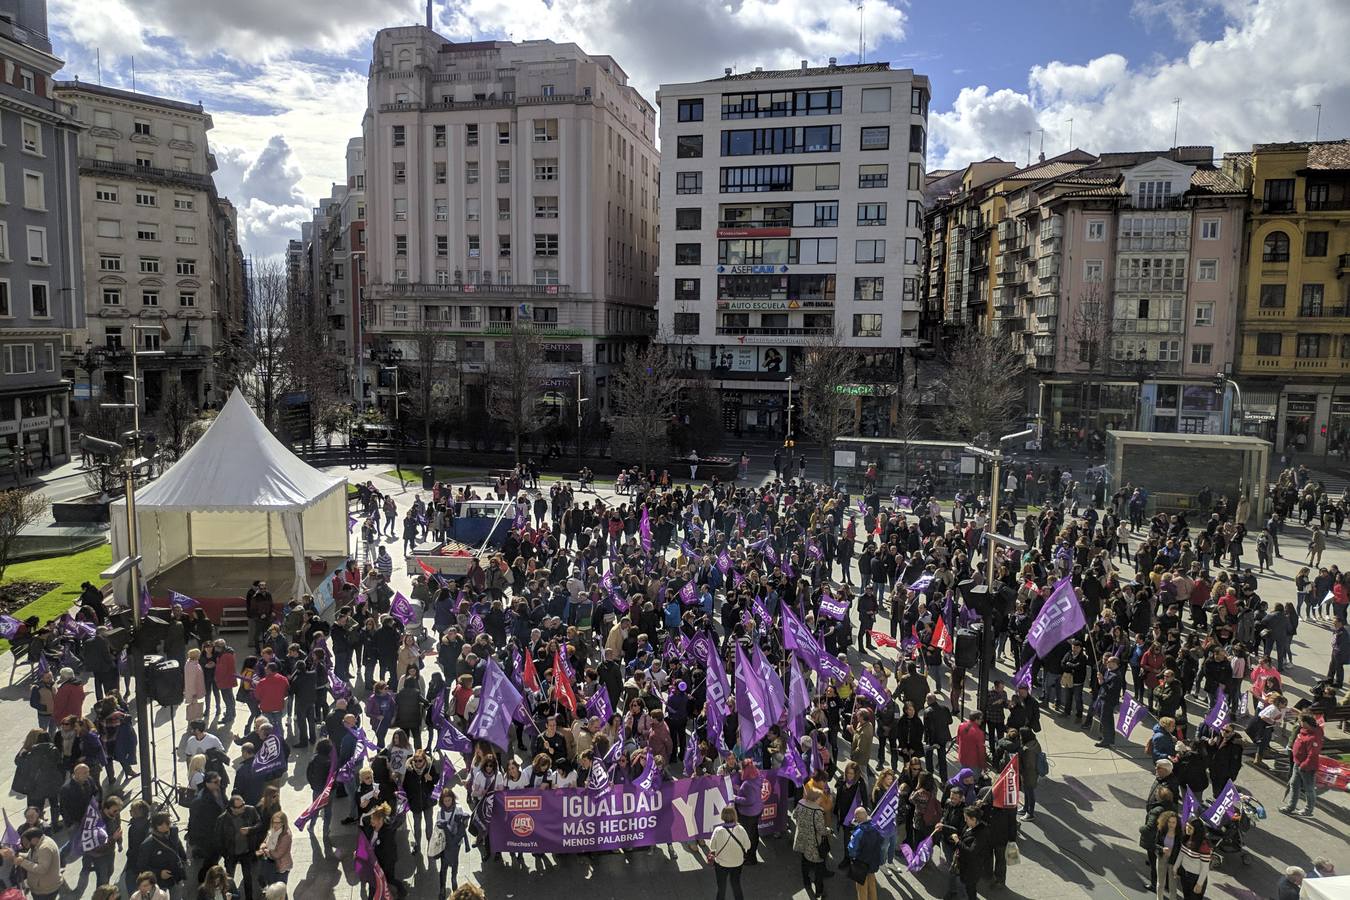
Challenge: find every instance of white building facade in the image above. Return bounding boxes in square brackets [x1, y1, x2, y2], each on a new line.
[362, 28, 658, 416]
[657, 61, 930, 435]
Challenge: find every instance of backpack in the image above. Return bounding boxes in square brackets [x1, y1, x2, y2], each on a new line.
[29, 683, 44, 711]
[1036, 750, 1049, 778]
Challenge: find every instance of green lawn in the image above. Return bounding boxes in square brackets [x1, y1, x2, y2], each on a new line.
[380, 466, 479, 483]
[1, 543, 112, 652]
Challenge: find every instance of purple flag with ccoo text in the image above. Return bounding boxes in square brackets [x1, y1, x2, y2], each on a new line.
[1027, 577, 1086, 657]
[469, 659, 525, 751]
[1201, 780, 1241, 829]
[390, 592, 416, 625]
[1115, 689, 1147, 740]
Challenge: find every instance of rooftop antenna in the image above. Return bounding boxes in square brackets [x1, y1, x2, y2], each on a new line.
[1172, 98, 1181, 147]
[858, 1, 866, 63]
[1038, 129, 1045, 159]
[1025, 131, 1031, 167]
[131, 55, 135, 92]
[1314, 103, 1322, 141]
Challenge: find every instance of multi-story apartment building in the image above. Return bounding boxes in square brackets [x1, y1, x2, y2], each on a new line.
[1224, 141, 1350, 455]
[54, 81, 245, 411]
[657, 60, 930, 436]
[361, 28, 657, 417]
[0, 0, 83, 466]
[923, 146, 1247, 446]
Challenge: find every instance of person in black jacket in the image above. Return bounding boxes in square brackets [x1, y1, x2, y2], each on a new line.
[402, 749, 439, 847]
[288, 658, 318, 748]
[215, 794, 261, 900]
[12, 731, 64, 827]
[188, 773, 227, 881]
[923, 694, 954, 782]
[363, 804, 401, 896]
[83, 629, 118, 700]
[306, 738, 335, 838]
[981, 785, 1019, 887]
[956, 808, 992, 900]
[139, 811, 187, 894]
[57, 764, 98, 830]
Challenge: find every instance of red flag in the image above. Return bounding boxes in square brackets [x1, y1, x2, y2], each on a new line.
[553, 649, 578, 715]
[869, 630, 899, 649]
[417, 558, 437, 578]
[992, 756, 1021, 808]
[522, 650, 541, 692]
[930, 615, 954, 653]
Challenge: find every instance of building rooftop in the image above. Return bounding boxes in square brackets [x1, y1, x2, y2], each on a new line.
[1251, 139, 1350, 170]
[714, 61, 893, 81]
[54, 79, 207, 116]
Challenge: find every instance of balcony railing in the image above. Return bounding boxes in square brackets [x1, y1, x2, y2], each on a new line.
[78, 157, 213, 191]
[714, 326, 833, 337]
[369, 308, 589, 336]
[370, 282, 579, 298]
[1106, 358, 1182, 376]
[1113, 317, 1185, 334]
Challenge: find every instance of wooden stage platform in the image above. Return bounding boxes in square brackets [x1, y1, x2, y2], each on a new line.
[145, 556, 348, 624]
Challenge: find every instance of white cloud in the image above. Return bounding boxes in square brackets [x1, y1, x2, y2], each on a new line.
[930, 0, 1350, 169]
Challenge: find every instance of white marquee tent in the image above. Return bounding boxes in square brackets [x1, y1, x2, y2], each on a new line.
[110, 389, 348, 597]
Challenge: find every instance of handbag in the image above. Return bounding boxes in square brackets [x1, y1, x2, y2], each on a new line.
[428, 826, 447, 858]
[846, 858, 871, 885]
[1059, 672, 1073, 688]
[1005, 843, 1021, 866]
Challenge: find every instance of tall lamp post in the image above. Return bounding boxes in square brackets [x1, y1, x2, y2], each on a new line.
[785, 375, 796, 476]
[965, 423, 1037, 719]
[377, 347, 407, 489]
[1125, 347, 1153, 431]
[96, 323, 165, 804]
[568, 369, 587, 475]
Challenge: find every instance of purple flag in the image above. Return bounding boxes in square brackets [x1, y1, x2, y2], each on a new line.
[736, 512, 746, 535]
[62, 616, 95, 640]
[0, 615, 20, 639]
[353, 825, 375, 883]
[749, 596, 772, 631]
[845, 786, 863, 826]
[786, 657, 812, 736]
[1179, 787, 1198, 825]
[704, 645, 730, 748]
[295, 744, 339, 831]
[872, 776, 902, 836]
[1027, 577, 1086, 657]
[896, 496, 914, 512]
[436, 720, 474, 753]
[781, 742, 809, 786]
[1202, 686, 1229, 732]
[764, 544, 778, 565]
[1201, 780, 1241, 829]
[467, 612, 484, 638]
[856, 669, 892, 709]
[252, 734, 286, 775]
[513, 506, 526, 530]
[74, 794, 107, 858]
[679, 581, 698, 605]
[587, 761, 612, 790]
[782, 559, 795, 580]
[1013, 658, 1034, 691]
[817, 652, 850, 685]
[687, 633, 715, 665]
[857, 498, 868, 515]
[908, 574, 934, 593]
[735, 644, 774, 749]
[782, 604, 822, 667]
[640, 507, 652, 554]
[732, 570, 746, 589]
[717, 551, 733, 575]
[390, 592, 416, 625]
[680, 540, 702, 561]
[1115, 689, 1147, 740]
[348, 515, 358, 533]
[138, 582, 151, 616]
[682, 729, 701, 776]
[169, 590, 198, 611]
[901, 834, 934, 872]
[435, 753, 458, 796]
[749, 640, 787, 725]
[601, 570, 617, 597]
[586, 688, 614, 724]
[805, 540, 822, 560]
[469, 659, 525, 750]
[1, 810, 20, 850]
[633, 749, 660, 791]
[818, 592, 850, 621]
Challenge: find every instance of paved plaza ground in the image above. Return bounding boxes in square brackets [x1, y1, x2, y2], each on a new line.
[3, 456, 1347, 899]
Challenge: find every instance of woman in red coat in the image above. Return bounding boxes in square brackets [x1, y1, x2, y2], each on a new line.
[52, 668, 87, 723]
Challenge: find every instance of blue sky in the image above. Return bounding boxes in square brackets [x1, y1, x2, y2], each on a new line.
[46, 0, 1348, 257]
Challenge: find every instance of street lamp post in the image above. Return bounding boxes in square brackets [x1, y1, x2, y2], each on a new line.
[785, 375, 795, 476]
[569, 369, 587, 476]
[1126, 348, 1153, 431]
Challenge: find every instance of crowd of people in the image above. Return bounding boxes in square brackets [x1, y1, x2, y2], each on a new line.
[2, 458, 1347, 900]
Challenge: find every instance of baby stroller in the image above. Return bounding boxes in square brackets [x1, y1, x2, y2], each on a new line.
[1205, 792, 1263, 867]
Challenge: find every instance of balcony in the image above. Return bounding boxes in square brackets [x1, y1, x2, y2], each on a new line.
[370, 307, 588, 336]
[1122, 195, 1185, 210]
[1107, 358, 1182, 377]
[1298, 306, 1350, 319]
[1113, 317, 1185, 335]
[1257, 198, 1296, 214]
[369, 282, 580, 298]
[714, 326, 834, 337]
[78, 157, 212, 192]
[1339, 253, 1350, 276]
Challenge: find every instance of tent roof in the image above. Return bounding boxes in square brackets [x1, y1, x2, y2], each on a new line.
[124, 389, 345, 512]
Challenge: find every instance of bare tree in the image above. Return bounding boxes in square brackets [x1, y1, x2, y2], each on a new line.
[1064, 286, 1111, 436]
[399, 327, 459, 465]
[891, 384, 923, 490]
[240, 258, 289, 431]
[156, 381, 198, 461]
[935, 330, 1026, 447]
[795, 331, 861, 482]
[486, 324, 544, 465]
[608, 344, 679, 471]
[0, 489, 48, 581]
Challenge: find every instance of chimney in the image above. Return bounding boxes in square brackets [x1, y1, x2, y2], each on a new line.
[426, 0, 433, 29]
[754, 66, 763, 72]
[724, 67, 733, 76]
[801, 60, 808, 70]
[828, 56, 837, 67]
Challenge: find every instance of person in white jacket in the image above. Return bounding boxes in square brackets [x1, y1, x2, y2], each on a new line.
[708, 805, 750, 900]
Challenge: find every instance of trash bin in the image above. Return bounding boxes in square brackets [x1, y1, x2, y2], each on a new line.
[422, 466, 435, 490]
